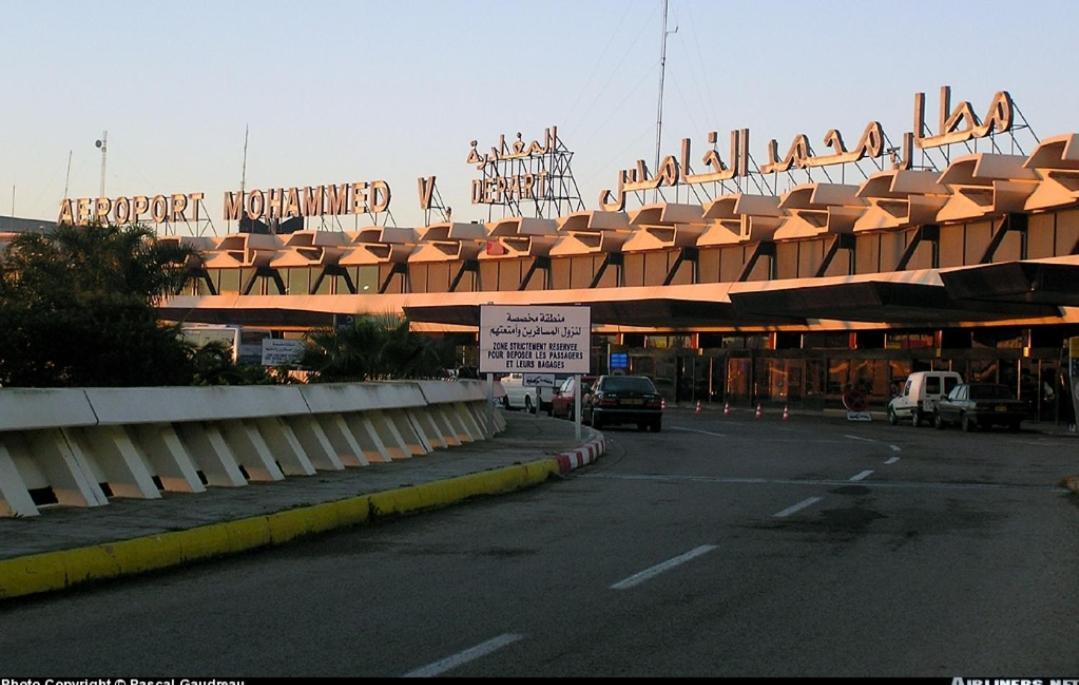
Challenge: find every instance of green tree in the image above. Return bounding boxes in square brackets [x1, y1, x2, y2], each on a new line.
[303, 314, 452, 382]
[0, 223, 196, 387]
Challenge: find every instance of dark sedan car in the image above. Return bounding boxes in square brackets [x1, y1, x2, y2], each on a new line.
[583, 375, 663, 431]
[934, 383, 1029, 432]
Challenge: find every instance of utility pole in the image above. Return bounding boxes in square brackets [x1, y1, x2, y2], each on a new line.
[654, 0, 676, 203]
[95, 131, 108, 198]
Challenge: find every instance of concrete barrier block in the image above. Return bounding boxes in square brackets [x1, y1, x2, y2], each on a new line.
[175, 423, 247, 487]
[429, 405, 462, 446]
[342, 413, 393, 463]
[130, 424, 205, 493]
[68, 426, 161, 500]
[389, 409, 430, 456]
[86, 386, 311, 424]
[410, 407, 445, 450]
[0, 389, 97, 432]
[315, 414, 370, 467]
[466, 401, 495, 439]
[253, 417, 316, 477]
[454, 402, 485, 441]
[0, 439, 39, 517]
[366, 409, 411, 460]
[217, 420, 286, 482]
[285, 415, 344, 471]
[24, 428, 109, 508]
[300, 382, 426, 414]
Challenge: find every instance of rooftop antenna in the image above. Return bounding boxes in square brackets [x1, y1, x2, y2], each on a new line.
[653, 0, 677, 202]
[94, 131, 108, 199]
[63, 150, 72, 199]
[237, 124, 249, 234]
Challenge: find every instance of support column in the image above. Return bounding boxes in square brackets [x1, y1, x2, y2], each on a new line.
[253, 417, 317, 476]
[24, 428, 109, 507]
[0, 438, 40, 517]
[217, 420, 286, 482]
[71, 425, 161, 499]
[175, 422, 248, 487]
[130, 423, 205, 493]
[285, 415, 344, 471]
[315, 414, 369, 467]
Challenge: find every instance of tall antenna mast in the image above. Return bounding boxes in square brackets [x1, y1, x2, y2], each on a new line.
[237, 124, 249, 233]
[95, 131, 108, 199]
[240, 124, 249, 196]
[63, 150, 73, 199]
[654, 0, 675, 202]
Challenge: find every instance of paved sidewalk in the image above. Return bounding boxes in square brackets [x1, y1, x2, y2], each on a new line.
[0, 412, 586, 562]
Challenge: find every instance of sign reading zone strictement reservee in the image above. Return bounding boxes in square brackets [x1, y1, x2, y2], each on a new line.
[479, 305, 591, 375]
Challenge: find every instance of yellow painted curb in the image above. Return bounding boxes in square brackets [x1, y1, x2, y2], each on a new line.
[0, 457, 562, 601]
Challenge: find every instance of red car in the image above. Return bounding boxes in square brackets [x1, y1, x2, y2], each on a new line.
[549, 375, 597, 419]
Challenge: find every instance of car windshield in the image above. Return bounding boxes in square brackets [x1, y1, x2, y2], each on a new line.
[601, 376, 656, 393]
[969, 384, 1013, 400]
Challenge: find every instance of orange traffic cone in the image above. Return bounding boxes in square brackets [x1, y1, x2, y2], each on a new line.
[723, 401, 731, 417]
[754, 403, 763, 420]
[695, 400, 702, 416]
[782, 405, 790, 421]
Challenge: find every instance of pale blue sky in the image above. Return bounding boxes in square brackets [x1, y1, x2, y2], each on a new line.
[2, 0, 1077, 228]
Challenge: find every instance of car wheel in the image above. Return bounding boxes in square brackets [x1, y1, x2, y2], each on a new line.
[524, 395, 533, 414]
[593, 414, 603, 429]
[1009, 420, 1021, 432]
[501, 396, 509, 409]
[637, 422, 648, 431]
[961, 413, 974, 432]
[934, 413, 945, 429]
[888, 408, 898, 426]
[650, 418, 662, 433]
[911, 409, 922, 427]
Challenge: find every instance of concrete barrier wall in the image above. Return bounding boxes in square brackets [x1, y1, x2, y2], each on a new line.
[0, 380, 503, 518]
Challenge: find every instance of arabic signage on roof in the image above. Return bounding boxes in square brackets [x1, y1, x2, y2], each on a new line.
[479, 305, 591, 375]
[598, 85, 1017, 211]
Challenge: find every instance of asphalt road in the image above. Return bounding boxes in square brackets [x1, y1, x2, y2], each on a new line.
[2, 412, 1077, 677]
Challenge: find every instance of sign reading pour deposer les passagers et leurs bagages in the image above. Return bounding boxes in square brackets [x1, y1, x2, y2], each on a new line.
[479, 305, 591, 375]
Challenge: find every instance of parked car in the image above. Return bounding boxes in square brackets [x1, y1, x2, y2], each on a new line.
[549, 375, 597, 419]
[583, 375, 664, 431]
[935, 383, 1029, 432]
[535, 374, 573, 414]
[887, 371, 962, 426]
[498, 373, 538, 413]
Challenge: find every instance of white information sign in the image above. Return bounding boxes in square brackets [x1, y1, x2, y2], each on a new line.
[523, 373, 556, 388]
[479, 305, 591, 375]
[261, 339, 306, 366]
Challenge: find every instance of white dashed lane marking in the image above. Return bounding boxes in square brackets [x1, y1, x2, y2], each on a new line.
[610, 545, 718, 590]
[403, 634, 524, 677]
[849, 470, 873, 481]
[773, 497, 823, 518]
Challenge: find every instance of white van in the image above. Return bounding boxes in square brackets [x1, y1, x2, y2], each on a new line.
[888, 371, 963, 426]
[498, 373, 539, 413]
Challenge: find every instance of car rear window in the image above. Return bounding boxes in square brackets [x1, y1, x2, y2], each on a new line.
[944, 377, 959, 394]
[969, 384, 1013, 400]
[925, 376, 940, 394]
[600, 376, 656, 393]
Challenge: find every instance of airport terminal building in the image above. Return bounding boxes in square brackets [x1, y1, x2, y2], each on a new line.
[21, 89, 1079, 419]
